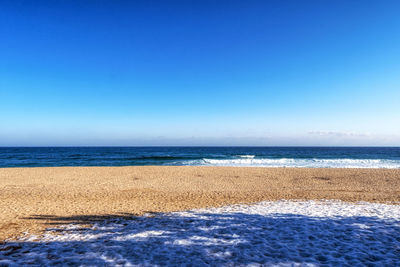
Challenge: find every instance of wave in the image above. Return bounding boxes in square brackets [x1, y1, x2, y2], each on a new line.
[129, 156, 192, 161]
[181, 158, 400, 168]
[236, 155, 256, 158]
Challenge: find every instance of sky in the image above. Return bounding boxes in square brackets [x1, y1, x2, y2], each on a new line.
[1, 0, 400, 146]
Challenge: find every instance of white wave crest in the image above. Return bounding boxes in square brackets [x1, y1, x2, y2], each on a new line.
[183, 158, 400, 168]
[236, 155, 255, 158]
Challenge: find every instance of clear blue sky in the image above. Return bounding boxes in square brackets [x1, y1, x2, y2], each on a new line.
[1, 1, 399, 146]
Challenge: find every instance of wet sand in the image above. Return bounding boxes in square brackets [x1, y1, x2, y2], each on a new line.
[1, 166, 399, 241]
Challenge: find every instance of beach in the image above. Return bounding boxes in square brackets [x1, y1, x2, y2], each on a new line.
[1, 166, 399, 241]
[3, 200, 400, 265]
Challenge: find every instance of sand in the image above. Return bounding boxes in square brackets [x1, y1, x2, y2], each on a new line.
[4, 201, 400, 266]
[0, 166, 399, 241]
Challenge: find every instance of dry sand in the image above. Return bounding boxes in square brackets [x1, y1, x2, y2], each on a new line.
[0, 166, 399, 241]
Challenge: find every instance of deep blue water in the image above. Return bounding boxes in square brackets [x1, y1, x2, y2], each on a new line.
[1, 147, 400, 168]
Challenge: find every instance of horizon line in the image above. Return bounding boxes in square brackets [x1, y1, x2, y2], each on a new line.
[1, 145, 399, 148]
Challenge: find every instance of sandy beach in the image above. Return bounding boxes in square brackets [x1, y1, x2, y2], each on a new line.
[1, 166, 399, 241]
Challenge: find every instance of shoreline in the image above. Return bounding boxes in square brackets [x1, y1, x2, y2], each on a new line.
[1, 166, 399, 241]
[2, 164, 400, 171]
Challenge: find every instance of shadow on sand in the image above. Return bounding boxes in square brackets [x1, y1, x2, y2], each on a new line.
[1, 210, 399, 266]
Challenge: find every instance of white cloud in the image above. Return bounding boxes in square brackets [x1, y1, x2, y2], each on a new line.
[308, 131, 371, 138]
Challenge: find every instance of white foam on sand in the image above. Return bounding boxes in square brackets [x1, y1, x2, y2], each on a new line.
[1, 200, 400, 266]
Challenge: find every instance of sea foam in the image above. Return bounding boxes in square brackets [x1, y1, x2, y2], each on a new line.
[183, 158, 400, 168]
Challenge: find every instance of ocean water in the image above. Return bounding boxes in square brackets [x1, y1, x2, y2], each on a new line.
[0, 147, 400, 168]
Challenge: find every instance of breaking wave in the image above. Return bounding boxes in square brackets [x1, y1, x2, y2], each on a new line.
[181, 158, 400, 168]
[236, 155, 256, 158]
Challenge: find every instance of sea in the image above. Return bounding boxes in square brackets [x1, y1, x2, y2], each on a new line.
[0, 147, 400, 168]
